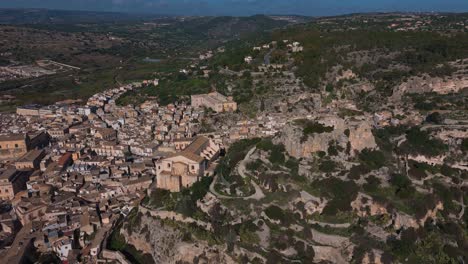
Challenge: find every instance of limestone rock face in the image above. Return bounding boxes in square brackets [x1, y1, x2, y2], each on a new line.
[276, 115, 377, 159]
[362, 249, 384, 264]
[391, 74, 468, 101]
[348, 121, 377, 152]
[121, 211, 234, 264]
[392, 212, 420, 230]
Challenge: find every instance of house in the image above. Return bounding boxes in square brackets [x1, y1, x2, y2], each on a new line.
[156, 136, 220, 192]
[14, 197, 48, 225]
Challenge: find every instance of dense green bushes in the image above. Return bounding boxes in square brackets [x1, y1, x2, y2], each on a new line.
[294, 119, 334, 142]
[400, 127, 448, 157]
[216, 138, 261, 181]
[319, 160, 338, 173]
[312, 178, 359, 215]
[265, 205, 287, 223]
[462, 139, 468, 152]
[359, 149, 386, 170]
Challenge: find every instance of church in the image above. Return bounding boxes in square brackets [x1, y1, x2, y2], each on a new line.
[156, 136, 220, 192]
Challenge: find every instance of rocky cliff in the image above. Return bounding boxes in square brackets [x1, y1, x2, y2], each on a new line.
[391, 74, 468, 101]
[120, 209, 235, 264]
[276, 115, 376, 159]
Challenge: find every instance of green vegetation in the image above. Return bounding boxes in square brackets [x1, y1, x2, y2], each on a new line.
[257, 138, 286, 165]
[400, 127, 448, 157]
[461, 139, 468, 153]
[310, 178, 359, 215]
[319, 160, 338, 173]
[273, 27, 468, 91]
[117, 75, 211, 106]
[216, 138, 261, 181]
[143, 177, 212, 218]
[294, 119, 334, 142]
[265, 205, 287, 223]
[358, 149, 386, 170]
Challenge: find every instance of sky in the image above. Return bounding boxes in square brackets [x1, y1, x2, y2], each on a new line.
[1, 0, 468, 16]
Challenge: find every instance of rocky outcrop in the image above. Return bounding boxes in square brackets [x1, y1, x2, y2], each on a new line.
[362, 249, 384, 264]
[120, 209, 233, 264]
[391, 74, 468, 101]
[294, 191, 328, 215]
[392, 201, 443, 230]
[276, 115, 376, 159]
[309, 229, 355, 264]
[348, 121, 377, 152]
[313, 245, 352, 264]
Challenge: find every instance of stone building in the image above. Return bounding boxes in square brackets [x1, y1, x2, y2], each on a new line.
[15, 149, 46, 170]
[0, 134, 30, 160]
[191, 92, 237, 113]
[14, 197, 48, 225]
[16, 105, 40, 116]
[0, 169, 31, 200]
[156, 136, 220, 192]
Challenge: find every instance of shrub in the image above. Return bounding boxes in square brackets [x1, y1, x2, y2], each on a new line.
[461, 139, 468, 152]
[294, 119, 334, 142]
[359, 149, 386, 170]
[246, 159, 263, 172]
[400, 127, 447, 157]
[265, 205, 286, 222]
[315, 178, 359, 214]
[363, 175, 381, 192]
[389, 173, 416, 199]
[319, 160, 337, 173]
[425, 112, 444, 124]
[349, 164, 371, 180]
[269, 146, 285, 165]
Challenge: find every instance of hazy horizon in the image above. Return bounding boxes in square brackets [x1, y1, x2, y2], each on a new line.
[1, 0, 468, 16]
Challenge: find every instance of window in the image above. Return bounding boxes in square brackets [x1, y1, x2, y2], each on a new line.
[191, 165, 195, 170]
[167, 163, 171, 168]
[15, 144, 19, 148]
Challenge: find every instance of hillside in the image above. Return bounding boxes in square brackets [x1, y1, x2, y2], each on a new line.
[0, 11, 292, 110]
[107, 12, 468, 264]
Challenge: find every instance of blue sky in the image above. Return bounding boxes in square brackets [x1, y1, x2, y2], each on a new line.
[1, 0, 468, 16]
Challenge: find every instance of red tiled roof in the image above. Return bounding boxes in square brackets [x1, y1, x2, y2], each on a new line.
[58, 152, 72, 166]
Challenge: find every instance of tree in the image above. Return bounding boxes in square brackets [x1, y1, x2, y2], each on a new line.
[319, 160, 337, 173]
[425, 112, 444, 124]
[461, 138, 468, 153]
[359, 149, 386, 170]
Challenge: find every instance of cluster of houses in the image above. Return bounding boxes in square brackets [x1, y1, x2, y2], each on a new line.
[0, 76, 258, 262]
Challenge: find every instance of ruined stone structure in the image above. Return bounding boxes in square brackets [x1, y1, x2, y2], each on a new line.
[156, 136, 219, 192]
[191, 92, 237, 112]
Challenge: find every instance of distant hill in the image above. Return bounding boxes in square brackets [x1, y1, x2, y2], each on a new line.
[0, 8, 162, 24]
[169, 15, 291, 39]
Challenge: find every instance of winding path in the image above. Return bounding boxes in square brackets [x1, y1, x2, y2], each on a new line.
[210, 147, 265, 200]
